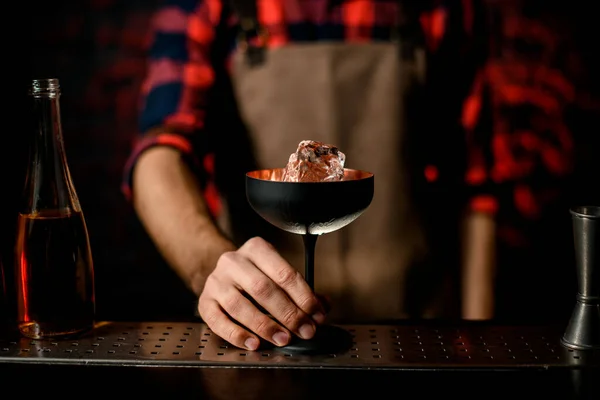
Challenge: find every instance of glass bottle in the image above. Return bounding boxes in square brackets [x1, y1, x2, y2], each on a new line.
[14, 78, 95, 339]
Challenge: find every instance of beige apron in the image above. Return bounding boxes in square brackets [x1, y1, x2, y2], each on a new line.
[224, 14, 428, 322]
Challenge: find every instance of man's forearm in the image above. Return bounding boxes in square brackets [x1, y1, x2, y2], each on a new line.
[132, 146, 236, 296]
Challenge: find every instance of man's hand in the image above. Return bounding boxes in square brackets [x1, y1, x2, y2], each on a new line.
[198, 237, 327, 351]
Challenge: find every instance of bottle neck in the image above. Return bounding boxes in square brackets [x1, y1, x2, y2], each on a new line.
[24, 80, 79, 214]
[32, 91, 64, 150]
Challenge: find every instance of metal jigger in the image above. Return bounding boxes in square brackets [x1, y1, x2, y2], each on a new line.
[561, 206, 600, 350]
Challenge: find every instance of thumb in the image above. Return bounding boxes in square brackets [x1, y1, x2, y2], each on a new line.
[315, 293, 332, 315]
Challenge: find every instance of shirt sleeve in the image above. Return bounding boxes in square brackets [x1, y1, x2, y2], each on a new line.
[419, 0, 494, 213]
[121, 0, 222, 203]
[460, 4, 577, 218]
[461, 68, 499, 214]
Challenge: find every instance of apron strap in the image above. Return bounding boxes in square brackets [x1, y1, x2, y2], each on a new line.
[396, 1, 427, 61]
[228, 0, 427, 66]
[227, 0, 267, 66]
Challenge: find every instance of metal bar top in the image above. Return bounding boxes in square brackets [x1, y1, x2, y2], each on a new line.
[1, 321, 598, 370]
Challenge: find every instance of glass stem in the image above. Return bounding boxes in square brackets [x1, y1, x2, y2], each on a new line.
[303, 234, 318, 290]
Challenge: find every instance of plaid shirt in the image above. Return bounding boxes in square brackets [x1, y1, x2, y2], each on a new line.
[461, 1, 583, 246]
[123, 0, 473, 217]
[124, 0, 579, 237]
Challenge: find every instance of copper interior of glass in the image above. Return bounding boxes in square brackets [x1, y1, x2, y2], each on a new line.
[247, 168, 373, 182]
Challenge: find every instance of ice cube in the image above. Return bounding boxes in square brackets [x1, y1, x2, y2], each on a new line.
[282, 140, 346, 182]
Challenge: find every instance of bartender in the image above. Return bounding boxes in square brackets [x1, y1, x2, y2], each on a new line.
[122, 0, 488, 351]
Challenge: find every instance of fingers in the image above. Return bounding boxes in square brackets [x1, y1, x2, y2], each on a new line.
[220, 249, 318, 340]
[197, 236, 330, 351]
[239, 237, 326, 322]
[198, 297, 261, 351]
[199, 259, 294, 349]
[198, 285, 291, 350]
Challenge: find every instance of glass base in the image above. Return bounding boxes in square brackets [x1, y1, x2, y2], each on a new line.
[276, 324, 353, 355]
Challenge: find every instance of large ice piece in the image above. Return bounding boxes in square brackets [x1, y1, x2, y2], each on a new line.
[282, 140, 346, 182]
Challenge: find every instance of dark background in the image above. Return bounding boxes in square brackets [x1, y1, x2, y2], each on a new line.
[2, 0, 197, 322]
[2, 0, 599, 324]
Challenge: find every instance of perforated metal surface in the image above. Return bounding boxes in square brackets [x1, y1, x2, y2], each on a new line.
[1, 322, 598, 369]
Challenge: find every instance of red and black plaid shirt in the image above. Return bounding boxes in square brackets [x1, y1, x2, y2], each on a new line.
[462, 0, 586, 245]
[125, 0, 581, 242]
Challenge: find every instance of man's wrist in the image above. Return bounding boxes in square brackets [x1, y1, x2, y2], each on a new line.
[189, 226, 237, 296]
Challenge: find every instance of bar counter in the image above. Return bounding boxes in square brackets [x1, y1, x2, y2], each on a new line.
[1, 320, 598, 399]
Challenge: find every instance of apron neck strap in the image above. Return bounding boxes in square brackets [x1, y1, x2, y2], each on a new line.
[227, 0, 427, 64]
[228, 0, 266, 66]
[396, 1, 427, 61]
